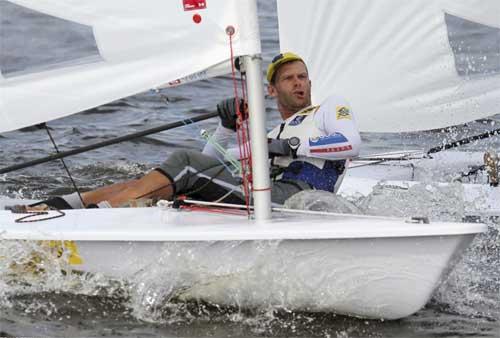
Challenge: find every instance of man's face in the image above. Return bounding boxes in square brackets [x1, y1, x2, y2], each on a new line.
[268, 61, 312, 118]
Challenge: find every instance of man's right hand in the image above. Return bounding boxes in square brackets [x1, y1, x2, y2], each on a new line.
[217, 98, 246, 131]
[267, 139, 291, 157]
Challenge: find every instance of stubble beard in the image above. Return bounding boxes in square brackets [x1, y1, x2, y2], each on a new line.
[281, 92, 311, 115]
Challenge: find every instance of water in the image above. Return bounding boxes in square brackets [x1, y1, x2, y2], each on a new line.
[1, 1, 499, 337]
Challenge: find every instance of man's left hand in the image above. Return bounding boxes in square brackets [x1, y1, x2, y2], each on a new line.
[217, 98, 247, 131]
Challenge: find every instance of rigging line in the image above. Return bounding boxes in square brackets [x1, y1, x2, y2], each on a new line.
[354, 154, 425, 162]
[427, 127, 500, 155]
[353, 127, 500, 167]
[227, 27, 252, 213]
[455, 165, 486, 180]
[14, 209, 66, 223]
[353, 158, 417, 163]
[349, 152, 425, 168]
[41, 124, 86, 207]
[357, 150, 425, 160]
[0, 112, 218, 175]
[200, 130, 242, 176]
[347, 160, 386, 169]
[240, 72, 253, 207]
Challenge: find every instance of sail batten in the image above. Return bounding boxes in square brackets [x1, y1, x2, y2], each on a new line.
[0, 0, 261, 133]
[277, 0, 500, 132]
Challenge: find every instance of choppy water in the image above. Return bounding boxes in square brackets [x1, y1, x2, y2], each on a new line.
[1, 1, 499, 337]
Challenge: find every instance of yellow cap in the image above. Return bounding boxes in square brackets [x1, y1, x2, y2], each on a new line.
[266, 52, 304, 83]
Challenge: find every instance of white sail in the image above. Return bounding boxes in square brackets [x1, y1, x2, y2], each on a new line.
[277, 0, 500, 132]
[0, 0, 261, 133]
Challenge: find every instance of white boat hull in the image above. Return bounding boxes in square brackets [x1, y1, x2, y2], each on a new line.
[73, 234, 475, 319]
[0, 202, 487, 319]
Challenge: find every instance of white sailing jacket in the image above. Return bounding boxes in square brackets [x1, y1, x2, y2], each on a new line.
[203, 94, 361, 192]
[267, 94, 361, 169]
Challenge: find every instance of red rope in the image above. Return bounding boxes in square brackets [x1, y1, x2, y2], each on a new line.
[173, 195, 249, 216]
[227, 27, 252, 214]
[240, 71, 253, 185]
[180, 204, 248, 216]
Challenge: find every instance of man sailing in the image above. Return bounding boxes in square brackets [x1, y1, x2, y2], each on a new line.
[34, 52, 361, 209]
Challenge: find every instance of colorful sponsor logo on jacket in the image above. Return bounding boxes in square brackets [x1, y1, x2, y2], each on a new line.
[288, 115, 307, 126]
[310, 145, 353, 153]
[336, 106, 351, 120]
[297, 105, 319, 116]
[309, 133, 352, 153]
[309, 133, 348, 146]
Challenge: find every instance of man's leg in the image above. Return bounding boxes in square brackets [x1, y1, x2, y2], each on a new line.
[160, 150, 245, 203]
[82, 170, 173, 207]
[29, 170, 173, 209]
[30, 150, 238, 209]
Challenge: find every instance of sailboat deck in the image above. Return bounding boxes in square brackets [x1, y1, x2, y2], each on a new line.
[0, 203, 487, 241]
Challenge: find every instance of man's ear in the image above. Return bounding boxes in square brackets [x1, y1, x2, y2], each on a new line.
[267, 84, 277, 97]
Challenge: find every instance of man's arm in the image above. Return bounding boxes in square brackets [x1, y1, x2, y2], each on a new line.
[297, 95, 361, 159]
[202, 122, 235, 157]
[202, 98, 246, 157]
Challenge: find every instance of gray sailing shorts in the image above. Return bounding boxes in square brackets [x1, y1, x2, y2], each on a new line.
[156, 149, 310, 205]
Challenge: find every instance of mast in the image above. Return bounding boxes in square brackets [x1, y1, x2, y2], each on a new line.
[242, 55, 272, 220]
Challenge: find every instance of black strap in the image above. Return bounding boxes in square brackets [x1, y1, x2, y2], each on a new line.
[270, 122, 287, 168]
[290, 144, 298, 159]
[30, 197, 73, 210]
[276, 122, 286, 140]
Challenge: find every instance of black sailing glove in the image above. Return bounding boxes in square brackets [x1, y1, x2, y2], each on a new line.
[216, 98, 246, 131]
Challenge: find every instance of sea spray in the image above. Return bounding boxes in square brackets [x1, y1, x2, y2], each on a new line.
[282, 182, 466, 221]
[357, 181, 466, 221]
[126, 241, 286, 323]
[433, 219, 500, 321]
[284, 190, 361, 214]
